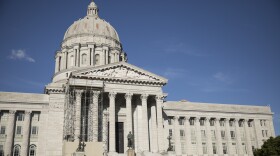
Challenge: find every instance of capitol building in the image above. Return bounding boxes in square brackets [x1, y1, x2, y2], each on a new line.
[0, 1, 276, 156]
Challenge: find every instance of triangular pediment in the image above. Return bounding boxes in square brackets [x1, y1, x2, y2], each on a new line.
[71, 62, 168, 85]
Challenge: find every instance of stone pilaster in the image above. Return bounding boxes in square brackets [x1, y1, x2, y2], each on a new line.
[92, 91, 100, 142]
[150, 101, 158, 152]
[269, 119, 275, 137]
[234, 119, 243, 155]
[156, 95, 165, 152]
[244, 119, 253, 155]
[109, 92, 117, 153]
[205, 117, 213, 155]
[174, 116, 182, 156]
[184, 116, 192, 155]
[195, 117, 203, 155]
[4, 110, 16, 156]
[74, 90, 83, 140]
[141, 94, 149, 151]
[21, 110, 32, 156]
[225, 118, 232, 154]
[125, 93, 133, 135]
[253, 119, 262, 148]
[214, 118, 223, 155]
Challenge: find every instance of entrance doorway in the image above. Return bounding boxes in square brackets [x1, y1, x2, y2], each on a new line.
[116, 122, 124, 153]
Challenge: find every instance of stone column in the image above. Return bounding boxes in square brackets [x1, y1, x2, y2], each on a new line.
[125, 93, 133, 135]
[103, 111, 109, 153]
[184, 116, 192, 155]
[214, 118, 223, 155]
[4, 110, 16, 156]
[234, 119, 243, 155]
[22, 110, 32, 156]
[174, 116, 182, 155]
[156, 95, 165, 152]
[225, 118, 232, 154]
[244, 119, 253, 155]
[109, 92, 117, 153]
[195, 117, 203, 155]
[92, 91, 100, 142]
[141, 94, 149, 151]
[205, 117, 213, 155]
[150, 101, 158, 152]
[74, 90, 83, 141]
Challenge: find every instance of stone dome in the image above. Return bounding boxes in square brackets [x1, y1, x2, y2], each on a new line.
[63, 2, 120, 42]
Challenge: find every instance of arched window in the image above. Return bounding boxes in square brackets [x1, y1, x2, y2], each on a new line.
[81, 54, 87, 65]
[29, 145, 36, 156]
[70, 55, 74, 67]
[13, 145, 21, 156]
[95, 54, 100, 65]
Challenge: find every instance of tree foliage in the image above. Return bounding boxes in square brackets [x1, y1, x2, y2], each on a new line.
[253, 136, 280, 156]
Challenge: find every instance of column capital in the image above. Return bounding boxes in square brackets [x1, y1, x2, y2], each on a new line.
[214, 117, 221, 121]
[108, 92, 117, 99]
[194, 117, 200, 122]
[140, 94, 148, 100]
[185, 116, 190, 120]
[233, 118, 240, 122]
[92, 90, 100, 98]
[173, 116, 180, 120]
[24, 110, 32, 115]
[9, 110, 16, 114]
[125, 93, 133, 99]
[205, 117, 211, 121]
[75, 90, 83, 96]
[156, 94, 166, 101]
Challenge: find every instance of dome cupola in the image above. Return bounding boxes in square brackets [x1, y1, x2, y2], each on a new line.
[52, 1, 127, 83]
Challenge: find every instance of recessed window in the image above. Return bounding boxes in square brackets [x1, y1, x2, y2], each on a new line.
[0, 126, 5, 135]
[16, 126, 22, 135]
[17, 113, 24, 121]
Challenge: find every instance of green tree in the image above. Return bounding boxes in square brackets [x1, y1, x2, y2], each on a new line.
[253, 136, 280, 156]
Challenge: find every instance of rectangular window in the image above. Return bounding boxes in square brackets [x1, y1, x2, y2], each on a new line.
[168, 118, 172, 125]
[220, 120, 225, 126]
[190, 119, 194, 126]
[211, 130, 216, 140]
[212, 143, 217, 154]
[180, 130, 185, 137]
[200, 119, 205, 126]
[201, 130, 206, 138]
[0, 126, 5, 134]
[202, 143, 207, 154]
[221, 130, 226, 139]
[179, 118, 184, 125]
[239, 120, 244, 127]
[17, 113, 24, 121]
[223, 143, 227, 154]
[263, 120, 266, 126]
[31, 126, 38, 135]
[16, 126, 22, 135]
[232, 143, 237, 154]
[242, 143, 247, 154]
[262, 130, 265, 137]
[265, 130, 268, 137]
[191, 129, 196, 140]
[260, 120, 263, 126]
[210, 119, 215, 126]
[32, 113, 40, 121]
[169, 129, 172, 136]
[248, 121, 253, 127]
[229, 120, 234, 127]
[230, 131, 235, 139]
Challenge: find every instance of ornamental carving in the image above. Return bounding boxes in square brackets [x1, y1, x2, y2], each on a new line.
[86, 67, 157, 81]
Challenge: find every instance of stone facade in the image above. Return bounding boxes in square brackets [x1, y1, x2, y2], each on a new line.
[0, 1, 276, 156]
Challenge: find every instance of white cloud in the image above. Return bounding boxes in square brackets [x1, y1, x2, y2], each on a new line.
[213, 72, 233, 84]
[8, 49, 35, 62]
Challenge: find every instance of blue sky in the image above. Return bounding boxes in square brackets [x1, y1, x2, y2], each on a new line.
[0, 0, 279, 135]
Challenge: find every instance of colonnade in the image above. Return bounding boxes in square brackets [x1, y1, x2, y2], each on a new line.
[73, 89, 166, 153]
[0, 110, 34, 156]
[170, 116, 273, 156]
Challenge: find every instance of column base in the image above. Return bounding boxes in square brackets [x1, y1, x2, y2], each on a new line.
[72, 151, 86, 156]
[108, 152, 118, 156]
